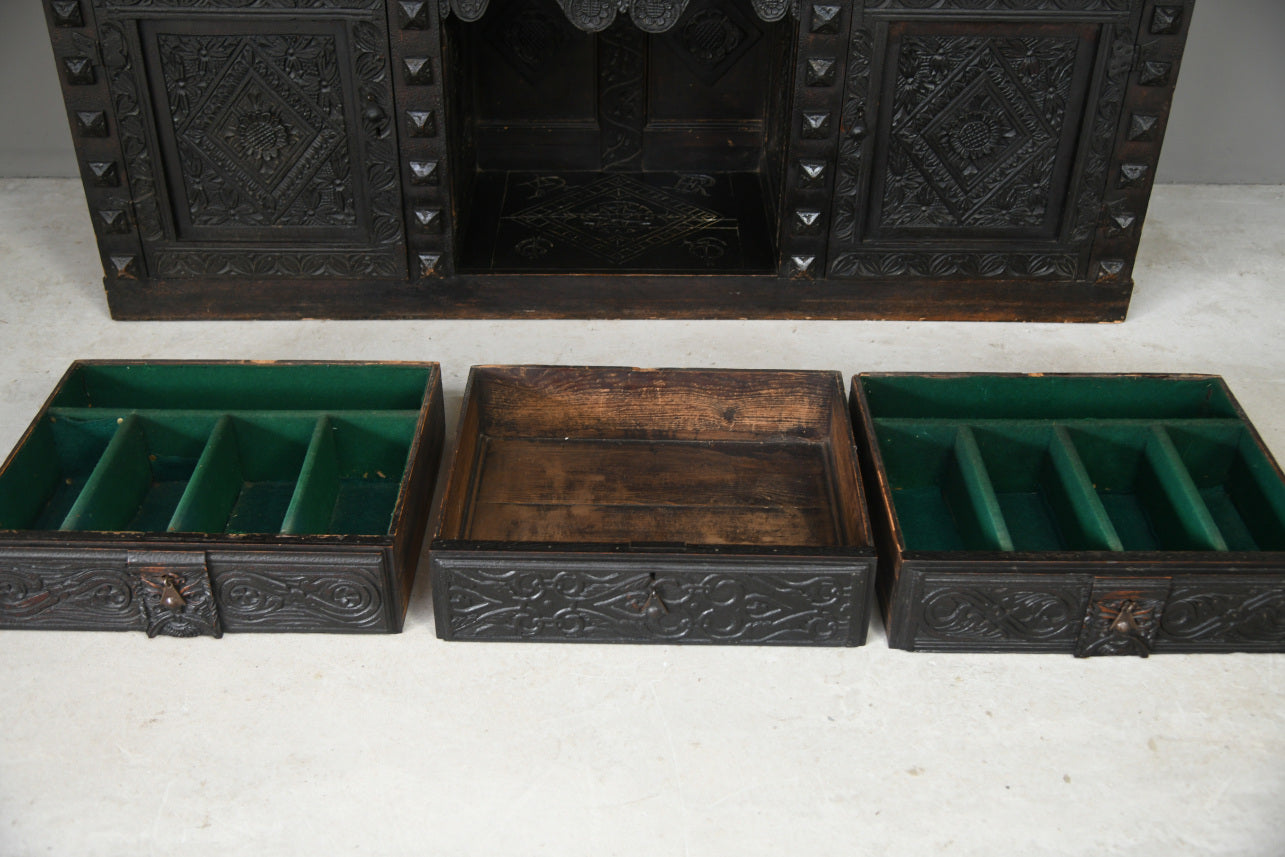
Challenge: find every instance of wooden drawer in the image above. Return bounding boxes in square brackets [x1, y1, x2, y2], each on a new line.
[431, 366, 875, 645]
[0, 361, 445, 636]
[851, 373, 1285, 656]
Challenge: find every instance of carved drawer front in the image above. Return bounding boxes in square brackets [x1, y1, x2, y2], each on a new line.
[0, 549, 220, 637]
[0, 548, 397, 636]
[91, 1, 407, 279]
[434, 555, 870, 645]
[208, 551, 394, 634]
[830, 2, 1145, 282]
[910, 573, 1090, 653]
[1154, 577, 1285, 654]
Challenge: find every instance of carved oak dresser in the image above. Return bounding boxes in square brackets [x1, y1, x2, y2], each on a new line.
[44, 0, 1192, 320]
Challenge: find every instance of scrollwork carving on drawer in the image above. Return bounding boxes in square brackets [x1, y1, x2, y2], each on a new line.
[435, 556, 864, 644]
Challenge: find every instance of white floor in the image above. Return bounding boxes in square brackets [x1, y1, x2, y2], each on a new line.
[0, 179, 1282, 856]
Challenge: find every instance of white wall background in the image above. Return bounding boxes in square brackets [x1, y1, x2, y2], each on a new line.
[1, 1, 1282, 183]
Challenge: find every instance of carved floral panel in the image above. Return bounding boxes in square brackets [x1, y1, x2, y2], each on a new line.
[94, 3, 406, 279]
[156, 32, 358, 231]
[876, 34, 1080, 233]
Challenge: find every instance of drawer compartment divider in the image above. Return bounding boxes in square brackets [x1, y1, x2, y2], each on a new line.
[1048, 426, 1125, 551]
[167, 415, 239, 533]
[1143, 426, 1228, 552]
[281, 416, 340, 535]
[59, 414, 149, 531]
[944, 426, 1013, 552]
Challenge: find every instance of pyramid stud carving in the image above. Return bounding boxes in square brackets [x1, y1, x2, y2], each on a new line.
[62, 56, 95, 85]
[1107, 211, 1137, 237]
[75, 111, 107, 137]
[801, 112, 831, 139]
[96, 209, 130, 234]
[403, 57, 433, 85]
[805, 58, 836, 87]
[1118, 163, 1150, 188]
[400, 1, 431, 29]
[87, 161, 119, 187]
[407, 110, 436, 137]
[1097, 259, 1126, 282]
[793, 209, 822, 233]
[1151, 6, 1183, 35]
[50, 1, 84, 27]
[809, 5, 840, 34]
[1139, 61, 1172, 87]
[413, 208, 443, 233]
[409, 160, 440, 185]
[1127, 114, 1159, 142]
[798, 160, 826, 188]
[109, 255, 139, 279]
[790, 255, 816, 277]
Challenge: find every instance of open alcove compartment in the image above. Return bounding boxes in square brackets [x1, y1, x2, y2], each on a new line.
[444, 0, 795, 274]
[852, 374, 1285, 655]
[0, 362, 445, 635]
[431, 366, 875, 645]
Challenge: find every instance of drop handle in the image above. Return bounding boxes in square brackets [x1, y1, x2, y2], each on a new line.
[638, 585, 668, 619]
[1111, 601, 1142, 636]
[159, 577, 186, 611]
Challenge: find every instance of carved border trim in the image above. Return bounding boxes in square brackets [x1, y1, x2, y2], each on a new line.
[391, 0, 454, 278]
[779, 2, 853, 280]
[46, 1, 149, 282]
[1086, 0, 1193, 288]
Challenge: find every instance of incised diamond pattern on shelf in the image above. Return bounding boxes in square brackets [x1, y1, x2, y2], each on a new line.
[510, 174, 724, 264]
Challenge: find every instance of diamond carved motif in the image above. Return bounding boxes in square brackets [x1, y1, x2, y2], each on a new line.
[878, 35, 1080, 233]
[484, 0, 574, 85]
[663, 0, 762, 86]
[158, 33, 355, 230]
[511, 173, 723, 264]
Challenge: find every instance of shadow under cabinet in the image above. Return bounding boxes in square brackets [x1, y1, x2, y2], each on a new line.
[45, 0, 1192, 320]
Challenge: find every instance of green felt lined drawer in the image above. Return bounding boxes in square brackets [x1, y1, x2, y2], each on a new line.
[853, 374, 1285, 657]
[0, 362, 445, 636]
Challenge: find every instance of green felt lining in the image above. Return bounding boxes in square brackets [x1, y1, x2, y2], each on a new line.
[874, 417, 1285, 553]
[861, 375, 1238, 420]
[50, 364, 431, 411]
[0, 411, 419, 536]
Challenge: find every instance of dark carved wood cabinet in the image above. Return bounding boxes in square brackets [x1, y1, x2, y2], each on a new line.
[45, 0, 1192, 320]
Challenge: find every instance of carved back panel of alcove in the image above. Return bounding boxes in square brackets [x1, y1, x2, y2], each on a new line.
[90, 0, 407, 279]
[458, 0, 789, 173]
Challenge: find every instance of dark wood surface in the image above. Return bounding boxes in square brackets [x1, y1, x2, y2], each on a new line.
[432, 366, 875, 644]
[43, 0, 1192, 320]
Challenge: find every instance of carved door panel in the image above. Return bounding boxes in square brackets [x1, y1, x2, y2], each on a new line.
[829, 3, 1142, 282]
[93, 1, 406, 280]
